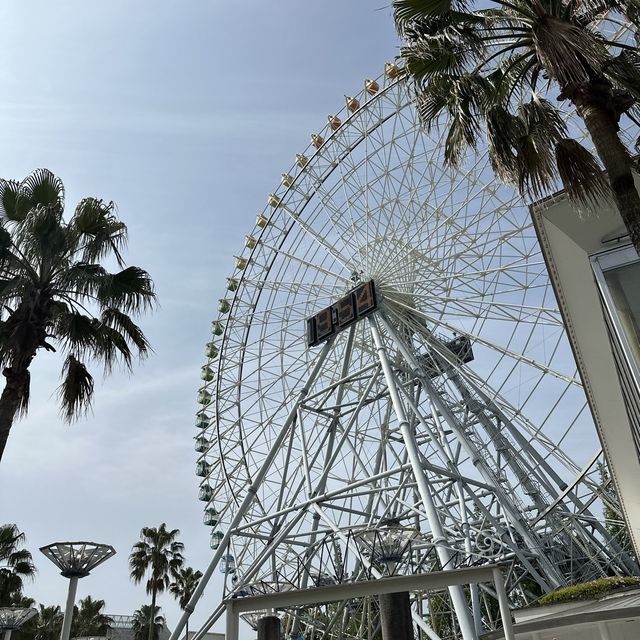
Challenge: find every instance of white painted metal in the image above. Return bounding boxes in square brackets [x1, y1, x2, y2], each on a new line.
[225, 565, 511, 640]
[191, 62, 637, 640]
[59, 576, 78, 640]
[369, 316, 477, 640]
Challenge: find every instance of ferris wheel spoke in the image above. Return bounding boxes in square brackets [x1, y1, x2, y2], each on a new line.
[397, 291, 562, 326]
[385, 301, 580, 387]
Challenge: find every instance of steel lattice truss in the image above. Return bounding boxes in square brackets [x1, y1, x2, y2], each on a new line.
[39, 542, 116, 578]
[192, 55, 638, 639]
[0, 609, 37, 631]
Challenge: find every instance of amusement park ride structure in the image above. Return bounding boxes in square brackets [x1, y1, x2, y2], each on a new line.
[178, 62, 639, 640]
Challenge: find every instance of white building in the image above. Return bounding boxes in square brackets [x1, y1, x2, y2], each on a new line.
[531, 187, 640, 556]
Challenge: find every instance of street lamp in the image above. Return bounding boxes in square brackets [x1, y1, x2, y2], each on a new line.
[40, 542, 116, 640]
[0, 607, 37, 640]
[356, 519, 419, 640]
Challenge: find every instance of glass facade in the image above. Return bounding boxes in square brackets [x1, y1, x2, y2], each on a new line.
[592, 244, 640, 385]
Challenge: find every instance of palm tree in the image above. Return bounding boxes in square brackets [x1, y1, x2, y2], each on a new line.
[34, 605, 63, 640]
[0, 168, 155, 462]
[129, 524, 184, 640]
[131, 605, 165, 640]
[0, 523, 36, 605]
[71, 596, 112, 638]
[394, 0, 640, 253]
[169, 567, 202, 640]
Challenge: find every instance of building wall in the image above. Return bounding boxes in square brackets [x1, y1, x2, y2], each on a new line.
[531, 191, 640, 557]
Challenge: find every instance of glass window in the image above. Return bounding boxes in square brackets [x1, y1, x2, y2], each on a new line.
[592, 245, 640, 382]
[602, 261, 640, 365]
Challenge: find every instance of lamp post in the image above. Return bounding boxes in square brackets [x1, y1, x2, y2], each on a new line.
[0, 608, 38, 640]
[356, 519, 419, 640]
[40, 542, 116, 640]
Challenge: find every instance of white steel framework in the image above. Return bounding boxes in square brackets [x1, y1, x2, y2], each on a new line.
[182, 64, 638, 640]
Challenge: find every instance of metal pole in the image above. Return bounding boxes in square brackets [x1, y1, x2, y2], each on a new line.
[225, 602, 239, 640]
[256, 615, 281, 640]
[379, 592, 413, 640]
[491, 568, 515, 640]
[4, 630, 12, 640]
[59, 576, 79, 640]
[369, 317, 477, 640]
[169, 338, 335, 640]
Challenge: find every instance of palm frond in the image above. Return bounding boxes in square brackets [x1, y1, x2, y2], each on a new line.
[513, 95, 568, 197]
[53, 262, 108, 299]
[93, 324, 133, 371]
[14, 369, 30, 418]
[101, 308, 152, 357]
[57, 355, 94, 421]
[52, 310, 99, 358]
[97, 266, 156, 315]
[605, 50, 640, 108]
[394, 0, 470, 25]
[0, 181, 32, 222]
[20, 169, 64, 215]
[416, 73, 490, 164]
[485, 104, 522, 182]
[14, 205, 69, 269]
[0, 226, 14, 264]
[532, 15, 610, 88]
[71, 198, 128, 267]
[400, 11, 485, 79]
[555, 138, 610, 205]
[610, 0, 640, 28]
[0, 276, 34, 308]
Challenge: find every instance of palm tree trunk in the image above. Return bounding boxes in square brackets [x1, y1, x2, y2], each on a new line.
[0, 365, 30, 462]
[148, 589, 157, 640]
[572, 82, 640, 254]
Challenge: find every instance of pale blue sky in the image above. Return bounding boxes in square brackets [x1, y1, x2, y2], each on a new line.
[0, 2, 399, 636]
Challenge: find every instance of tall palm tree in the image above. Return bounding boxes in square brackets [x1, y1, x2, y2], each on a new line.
[0, 168, 155, 461]
[169, 567, 202, 640]
[34, 605, 63, 640]
[131, 605, 165, 640]
[0, 523, 36, 605]
[71, 596, 112, 637]
[394, 0, 640, 253]
[129, 524, 184, 640]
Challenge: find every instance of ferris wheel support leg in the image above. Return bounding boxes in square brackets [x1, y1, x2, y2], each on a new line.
[460, 485, 483, 636]
[377, 313, 564, 590]
[291, 326, 357, 638]
[369, 317, 478, 640]
[168, 338, 336, 640]
[492, 568, 515, 640]
[463, 378, 637, 574]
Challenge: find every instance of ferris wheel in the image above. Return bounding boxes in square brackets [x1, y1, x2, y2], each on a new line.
[191, 62, 637, 639]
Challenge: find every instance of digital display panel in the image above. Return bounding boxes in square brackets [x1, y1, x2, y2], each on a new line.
[336, 295, 356, 327]
[315, 307, 334, 340]
[355, 280, 376, 315]
[306, 280, 377, 347]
